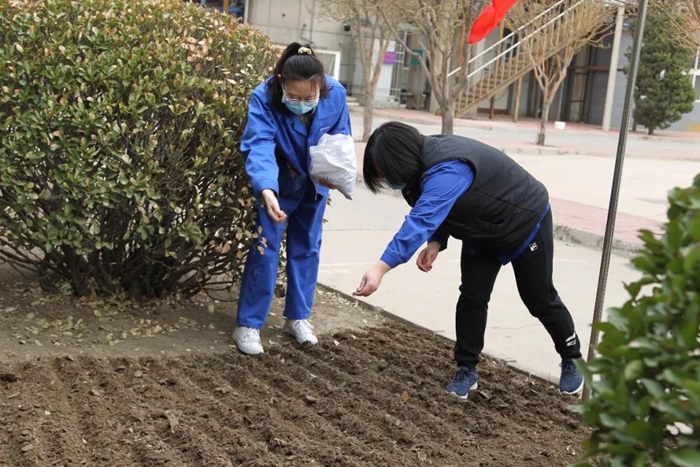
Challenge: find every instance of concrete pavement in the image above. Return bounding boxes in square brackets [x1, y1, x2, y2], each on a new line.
[351, 108, 700, 161]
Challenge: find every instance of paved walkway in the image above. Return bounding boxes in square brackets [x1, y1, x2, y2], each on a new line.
[352, 107, 700, 161]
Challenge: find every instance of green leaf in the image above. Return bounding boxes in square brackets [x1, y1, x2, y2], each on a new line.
[662, 368, 688, 386]
[653, 400, 687, 420]
[624, 360, 644, 381]
[665, 218, 684, 250]
[683, 246, 700, 273]
[641, 379, 665, 398]
[600, 413, 626, 430]
[669, 449, 700, 467]
[632, 256, 658, 275]
[624, 420, 653, 445]
[689, 211, 700, 241]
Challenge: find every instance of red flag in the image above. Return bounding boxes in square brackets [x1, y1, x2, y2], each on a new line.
[468, 0, 519, 44]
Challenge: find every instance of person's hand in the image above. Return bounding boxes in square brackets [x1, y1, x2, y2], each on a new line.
[261, 189, 287, 224]
[318, 178, 336, 190]
[417, 241, 441, 273]
[354, 261, 391, 297]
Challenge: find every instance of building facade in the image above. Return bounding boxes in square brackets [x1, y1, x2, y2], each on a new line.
[209, 0, 700, 133]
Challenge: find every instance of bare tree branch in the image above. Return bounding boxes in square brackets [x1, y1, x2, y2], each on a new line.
[650, 0, 700, 49]
[318, 0, 405, 141]
[506, 0, 610, 145]
[382, 0, 486, 133]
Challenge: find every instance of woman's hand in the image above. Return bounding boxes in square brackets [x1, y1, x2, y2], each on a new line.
[261, 189, 287, 224]
[318, 178, 336, 190]
[354, 261, 391, 297]
[417, 241, 441, 273]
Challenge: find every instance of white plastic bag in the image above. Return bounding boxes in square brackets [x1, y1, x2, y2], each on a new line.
[309, 133, 357, 200]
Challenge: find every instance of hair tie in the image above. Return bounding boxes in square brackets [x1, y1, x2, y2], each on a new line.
[298, 47, 312, 55]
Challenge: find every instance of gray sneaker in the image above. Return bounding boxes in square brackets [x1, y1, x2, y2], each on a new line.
[232, 326, 264, 355]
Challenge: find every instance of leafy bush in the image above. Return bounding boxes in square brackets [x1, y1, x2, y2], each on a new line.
[0, 0, 276, 298]
[574, 174, 700, 466]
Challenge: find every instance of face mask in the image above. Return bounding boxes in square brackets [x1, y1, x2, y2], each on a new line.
[388, 182, 405, 191]
[282, 94, 319, 115]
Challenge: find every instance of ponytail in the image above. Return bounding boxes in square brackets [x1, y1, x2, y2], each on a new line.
[267, 42, 329, 112]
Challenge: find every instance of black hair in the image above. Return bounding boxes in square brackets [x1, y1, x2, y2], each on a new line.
[267, 42, 329, 112]
[363, 121, 424, 194]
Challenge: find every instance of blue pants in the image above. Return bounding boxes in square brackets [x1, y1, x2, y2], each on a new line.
[236, 182, 327, 329]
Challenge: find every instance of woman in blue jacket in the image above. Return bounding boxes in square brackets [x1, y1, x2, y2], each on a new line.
[355, 121, 584, 399]
[234, 43, 351, 355]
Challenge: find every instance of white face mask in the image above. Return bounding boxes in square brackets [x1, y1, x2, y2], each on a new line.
[282, 90, 320, 115]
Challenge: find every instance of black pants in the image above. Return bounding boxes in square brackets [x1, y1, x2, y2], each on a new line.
[454, 210, 582, 368]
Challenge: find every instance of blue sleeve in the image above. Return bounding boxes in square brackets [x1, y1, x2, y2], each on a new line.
[380, 161, 474, 268]
[240, 92, 279, 196]
[329, 90, 352, 137]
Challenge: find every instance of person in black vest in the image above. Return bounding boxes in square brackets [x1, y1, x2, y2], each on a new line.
[354, 121, 584, 399]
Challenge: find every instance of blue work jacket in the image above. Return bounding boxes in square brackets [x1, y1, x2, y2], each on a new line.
[240, 75, 352, 199]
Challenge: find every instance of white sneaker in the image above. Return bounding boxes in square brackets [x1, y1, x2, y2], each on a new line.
[232, 327, 264, 355]
[283, 319, 318, 345]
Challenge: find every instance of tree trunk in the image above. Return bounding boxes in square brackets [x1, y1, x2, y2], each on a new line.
[537, 100, 550, 146]
[648, 126, 654, 136]
[363, 86, 374, 142]
[441, 97, 456, 134]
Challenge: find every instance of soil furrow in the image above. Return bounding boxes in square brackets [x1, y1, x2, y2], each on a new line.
[209, 352, 390, 466]
[35, 361, 91, 463]
[52, 357, 143, 466]
[241, 351, 418, 464]
[105, 357, 245, 467]
[336, 326, 582, 440]
[270, 343, 474, 464]
[0, 362, 64, 466]
[330, 326, 588, 461]
[0, 315, 592, 467]
[141, 356, 288, 466]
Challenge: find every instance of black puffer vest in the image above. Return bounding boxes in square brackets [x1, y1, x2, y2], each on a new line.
[401, 135, 549, 255]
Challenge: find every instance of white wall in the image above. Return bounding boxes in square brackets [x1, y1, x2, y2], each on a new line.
[246, 0, 355, 86]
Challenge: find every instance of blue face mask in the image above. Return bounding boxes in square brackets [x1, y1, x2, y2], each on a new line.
[282, 94, 319, 115]
[388, 182, 405, 191]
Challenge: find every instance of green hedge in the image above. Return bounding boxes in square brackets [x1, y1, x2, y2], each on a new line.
[574, 174, 700, 467]
[0, 0, 276, 298]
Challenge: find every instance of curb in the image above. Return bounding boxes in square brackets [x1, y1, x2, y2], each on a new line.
[497, 145, 700, 162]
[315, 283, 563, 390]
[352, 173, 640, 259]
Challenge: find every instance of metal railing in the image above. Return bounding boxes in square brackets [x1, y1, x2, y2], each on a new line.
[454, 0, 613, 116]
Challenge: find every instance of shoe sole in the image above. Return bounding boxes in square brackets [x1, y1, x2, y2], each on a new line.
[560, 380, 584, 396]
[282, 328, 318, 346]
[232, 338, 264, 356]
[234, 346, 264, 356]
[447, 382, 478, 400]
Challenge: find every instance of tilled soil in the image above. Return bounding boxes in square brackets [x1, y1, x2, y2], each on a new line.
[0, 323, 589, 467]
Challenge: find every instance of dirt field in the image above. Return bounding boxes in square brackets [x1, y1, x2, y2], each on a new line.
[0, 267, 591, 467]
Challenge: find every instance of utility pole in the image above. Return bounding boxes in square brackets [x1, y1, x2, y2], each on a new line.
[583, 0, 649, 402]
